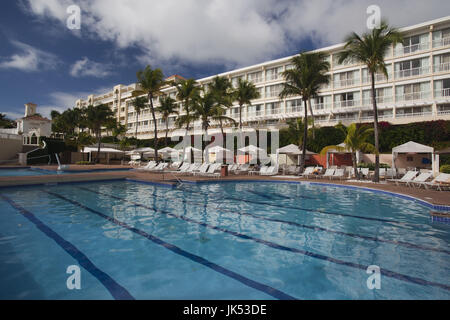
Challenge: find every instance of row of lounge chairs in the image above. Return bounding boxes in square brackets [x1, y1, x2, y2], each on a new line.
[134, 161, 223, 178]
[387, 171, 450, 190]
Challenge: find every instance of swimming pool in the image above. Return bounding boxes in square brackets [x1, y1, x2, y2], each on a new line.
[0, 180, 448, 299]
[0, 167, 132, 177]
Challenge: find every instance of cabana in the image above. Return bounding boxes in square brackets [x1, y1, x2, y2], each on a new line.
[392, 141, 436, 175]
[324, 143, 358, 168]
[158, 147, 181, 162]
[276, 144, 315, 166]
[83, 147, 124, 164]
[181, 146, 203, 163]
[205, 146, 233, 163]
[237, 145, 268, 164]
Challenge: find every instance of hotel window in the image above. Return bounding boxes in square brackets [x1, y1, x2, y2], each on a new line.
[434, 79, 450, 97]
[395, 58, 429, 78]
[433, 28, 450, 47]
[232, 75, 245, 88]
[362, 88, 392, 105]
[265, 66, 283, 81]
[248, 104, 262, 116]
[362, 65, 392, 83]
[248, 71, 263, 84]
[334, 92, 359, 108]
[333, 70, 359, 88]
[433, 54, 450, 72]
[396, 82, 429, 101]
[312, 96, 331, 110]
[395, 34, 428, 55]
[287, 99, 302, 113]
[265, 84, 282, 98]
[266, 102, 281, 115]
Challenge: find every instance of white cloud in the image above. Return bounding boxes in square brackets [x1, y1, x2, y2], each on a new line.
[70, 57, 113, 78]
[23, 0, 450, 70]
[0, 41, 59, 72]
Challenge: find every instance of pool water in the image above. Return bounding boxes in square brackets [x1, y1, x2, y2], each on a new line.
[0, 180, 449, 300]
[0, 168, 131, 177]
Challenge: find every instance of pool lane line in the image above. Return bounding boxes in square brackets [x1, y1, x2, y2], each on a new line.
[0, 194, 135, 300]
[61, 190, 450, 292]
[78, 186, 450, 256]
[43, 191, 296, 300]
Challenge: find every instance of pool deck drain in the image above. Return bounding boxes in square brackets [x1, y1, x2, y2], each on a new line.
[0, 164, 449, 208]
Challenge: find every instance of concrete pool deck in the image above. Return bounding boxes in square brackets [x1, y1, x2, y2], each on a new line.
[0, 165, 449, 208]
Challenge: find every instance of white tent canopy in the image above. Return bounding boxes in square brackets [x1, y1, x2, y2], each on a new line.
[238, 145, 265, 153]
[133, 147, 155, 153]
[392, 141, 437, 175]
[276, 144, 315, 155]
[82, 147, 124, 164]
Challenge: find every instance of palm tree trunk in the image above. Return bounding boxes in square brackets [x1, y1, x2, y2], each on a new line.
[352, 152, 360, 180]
[149, 94, 159, 161]
[165, 118, 169, 147]
[135, 113, 139, 138]
[239, 104, 243, 129]
[96, 130, 101, 164]
[219, 119, 225, 164]
[299, 99, 308, 174]
[185, 99, 193, 164]
[371, 72, 380, 183]
[308, 99, 316, 140]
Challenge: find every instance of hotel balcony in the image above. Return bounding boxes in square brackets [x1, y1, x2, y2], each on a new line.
[394, 43, 429, 56]
[433, 36, 450, 48]
[394, 66, 430, 79]
[361, 73, 390, 84]
[334, 99, 361, 109]
[334, 78, 360, 89]
[395, 91, 431, 102]
[434, 62, 450, 73]
[362, 96, 393, 107]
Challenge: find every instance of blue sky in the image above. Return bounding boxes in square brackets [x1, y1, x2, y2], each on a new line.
[1, 0, 449, 120]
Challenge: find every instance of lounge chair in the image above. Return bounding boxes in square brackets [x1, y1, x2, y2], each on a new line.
[386, 168, 396, 179]
[168, 162, 189, 173]
[379, 168, 387, 179]
[299, 167, 315, 178]
[146, 162, 168, 172]
[235, 164, 250, 175]
[192, 163, 210, 176]
[261, 166, 278, 176]
[135, 161, 157, 171]
[408, 171, 433, 187]
[387, 171, 418, 186]
[287, 166, 300, 175]
[319, 169, 335, 179]
[200, 163, 222, 178]
[415, 173, 450, 191]
[330, 168, 345, 180]
[179, 163, 200, 175]
[168, 162, 182, 170]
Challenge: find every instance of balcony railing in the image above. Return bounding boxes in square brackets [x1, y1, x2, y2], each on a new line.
[433, 36, 450, 48]
[395, 66, 430, 79]
[435, 88, 450, 98]
[362, 96, 393, 106]
[246, 111, 263, 118]
[265, 90, 282, 98]
[334, 99, 360, 108]
[313, 103, 332, 110]
[396, 91, 430, 102]
[362, 73, 389, 84]
[334, 78, 359, 88]
[396, 111, 433, 118]
[438, 110, 450, 115]
[286, 106, 302, 113]
[266, 108, 281, 116]
[360, 114, 393, 121]
[266, 73, 281, 81]
[434, 62, 450, 73]
[394, 43, 429, 56]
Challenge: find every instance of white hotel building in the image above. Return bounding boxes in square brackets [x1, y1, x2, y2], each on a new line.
[75, 16, 450, 139]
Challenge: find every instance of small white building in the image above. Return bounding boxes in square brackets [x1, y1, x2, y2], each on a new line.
[16, 103, 52, 145]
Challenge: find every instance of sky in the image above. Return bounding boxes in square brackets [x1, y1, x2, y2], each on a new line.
[1, 0, 449, 120]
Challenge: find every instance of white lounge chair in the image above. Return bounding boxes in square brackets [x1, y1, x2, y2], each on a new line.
[235, 164, 250, 175]
[168, 162, 189, 173]
[299, 167, 315, 178]
[408, 171, 433, 187]
[387, 171, 418, 186]
[261, 166, 278, 176]
[319, 169, 335, 179]
[330, 168, 345, 180]
[200, 163, 222, 178]
[135, 161, 157, 171]
[145, 162, 168, 172]
[415, 173, 450, 191]
[192, 163, 210, 176]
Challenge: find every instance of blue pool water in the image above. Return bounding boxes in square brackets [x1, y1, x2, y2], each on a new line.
[0, 180, 449, 300]
[0, 168, 131, 177]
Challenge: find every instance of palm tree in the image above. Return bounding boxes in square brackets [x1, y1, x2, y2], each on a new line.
[135, 65, 167, 161]
[85, 104, 115, 163]
[155, 95, 179, 147]
[233, 79, 260, 129]
[209, 76, 235, 138]
[279, 52, 330, 173]
[338, 22, 402, 182]
[320, 124, 376, 180]
[130, 96, 147, 138]
[175, 79, 201, 163]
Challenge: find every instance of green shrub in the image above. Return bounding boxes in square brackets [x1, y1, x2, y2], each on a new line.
[358, 162, 390, 170]
[440, 165, 450, 174]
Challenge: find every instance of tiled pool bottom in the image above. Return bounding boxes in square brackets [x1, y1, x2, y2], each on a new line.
[0, 167, 132, 177]
[0, 180, 449, 299]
